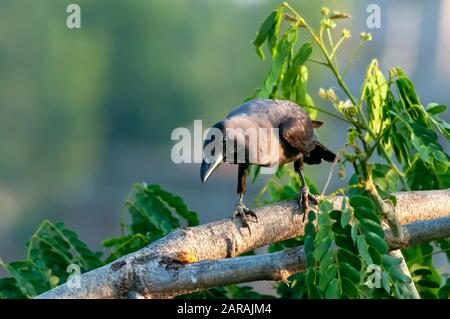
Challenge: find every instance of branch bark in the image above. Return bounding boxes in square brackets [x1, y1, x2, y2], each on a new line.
[35, 190, 450, 299]
[122, 216, 450, 297]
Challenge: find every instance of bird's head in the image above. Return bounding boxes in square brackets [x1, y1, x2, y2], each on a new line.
[200, 121, 225, 184]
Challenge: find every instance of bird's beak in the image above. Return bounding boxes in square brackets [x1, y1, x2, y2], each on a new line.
[200, 153, 223, 184]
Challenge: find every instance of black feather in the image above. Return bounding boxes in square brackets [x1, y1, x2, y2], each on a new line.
[304, 141, 336, 165]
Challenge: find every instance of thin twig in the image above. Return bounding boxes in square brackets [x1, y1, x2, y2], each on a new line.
[321, 145, 347, 197]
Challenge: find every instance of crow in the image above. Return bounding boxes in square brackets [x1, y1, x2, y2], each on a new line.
[200, 99, 336, 231]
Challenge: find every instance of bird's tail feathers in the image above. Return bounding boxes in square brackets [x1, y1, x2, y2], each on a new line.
[304, 141, 336, 164]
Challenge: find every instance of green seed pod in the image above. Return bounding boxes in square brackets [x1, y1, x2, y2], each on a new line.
[321, 7, 330, 16]
[360, 32, 372, 42]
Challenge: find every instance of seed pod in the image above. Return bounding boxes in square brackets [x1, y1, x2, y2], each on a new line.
[330, 11, 352, 19]
[360, 32, 372, 42]
[321, 7, 330, 16]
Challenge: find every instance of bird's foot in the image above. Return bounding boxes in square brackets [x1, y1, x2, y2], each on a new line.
[234, 202, 258, 234]
[298, 185, 318, 222]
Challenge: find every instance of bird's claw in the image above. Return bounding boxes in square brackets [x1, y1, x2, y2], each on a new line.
[298, 185, 318, 222]
[234, 203, 258, 234]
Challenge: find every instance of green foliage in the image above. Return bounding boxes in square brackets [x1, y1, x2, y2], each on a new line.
[0, 184, 267, 299]
[403, 243, 442, 298]
[253, 165, 318, 207]
[364, 61, 389, 141]
[1, 2, 450, 300]
[0, 221, 102, 299]
[253, 8, 283, 60]
[277, 196, 414, 299]
[361, 65, 450, 191]
[249, 4, 317, 119]
[349, 163, 400, 201]
[249, 3, 450, 299]
[102, 183, 200, 263]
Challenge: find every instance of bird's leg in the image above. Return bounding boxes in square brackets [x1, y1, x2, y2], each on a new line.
[235, 193, 258, 227]
[294, 159, 318, 221]
[234, 164, 258, 232]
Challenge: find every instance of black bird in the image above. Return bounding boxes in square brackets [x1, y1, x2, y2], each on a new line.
[200, 99, 336, 230]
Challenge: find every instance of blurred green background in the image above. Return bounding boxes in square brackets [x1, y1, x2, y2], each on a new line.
[0, 0, 449, 278]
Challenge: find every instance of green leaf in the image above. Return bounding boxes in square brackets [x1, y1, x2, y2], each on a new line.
[102, 234, 149, 263]
[306, 251, 315, 268]
[257, 28, 296, 98]
[304, 235, 314, 254]
[0, 260, 36, 298]
[359, 218, 385, 239]
[417, 279, 440, 289]
[353, 207, 380, 224]
[412, 268, 433, 277]
[396, 75, 421, 109]
[350, 224, 358, 244]
[371, 164, 400, 193]
[339, 262, 361, 284]
[349, 195, 374, 210]
[350, 196, 380, 223]
[337, 249, 362, 270]
[267, 9, 283, 56]
[319, 200, 334, 214]
[329, 210, 342, 221]
[308, 211, 316, 222]
[340, 210, 352, 228]
[268, 236, 304, 253]
[314, 237, 332, 262]
[411, 135, 431, 164]
[325, 278, 340, 299]
[0, 278, 23, 299]
[295, 43, 313, 66]
[381, 255, 402, 267]
[282, 43, 313, 96]
[335, 234, 354, 251]
[368, 246, 382, 265]
[253, 9, 282, 60]
[317, 211, 331, 228]
[407, 158, 449, 190]
[305, 175, 320, 195]
[365, 232, 388, 254]
[356, 236, 373, 265]
[420, 291, 437, 299]
[305, 269, 316, 286]
[438, 280, 450, 299]
[341, 277, 359, 298]
[428, 111, 450, 141]
[319, 264, 337, 291]
[129, 183, 200, 237]
[331, 223, 351, 236]
[250, 165, 261, 183]
[319, 249, 335, 274]
[365, 61, 388, 138]
[307, 284, 323, 299]
[304, 223, 315, 237]
[148, 185, 200, 226]
[390, 266, 412, 284]
[381, 270, 391, 294]
[426, 103, 447, 115]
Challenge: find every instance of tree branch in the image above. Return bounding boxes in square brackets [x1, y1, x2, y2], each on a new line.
[130, 216, 450, 297]
[35, 190, 450, 299]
